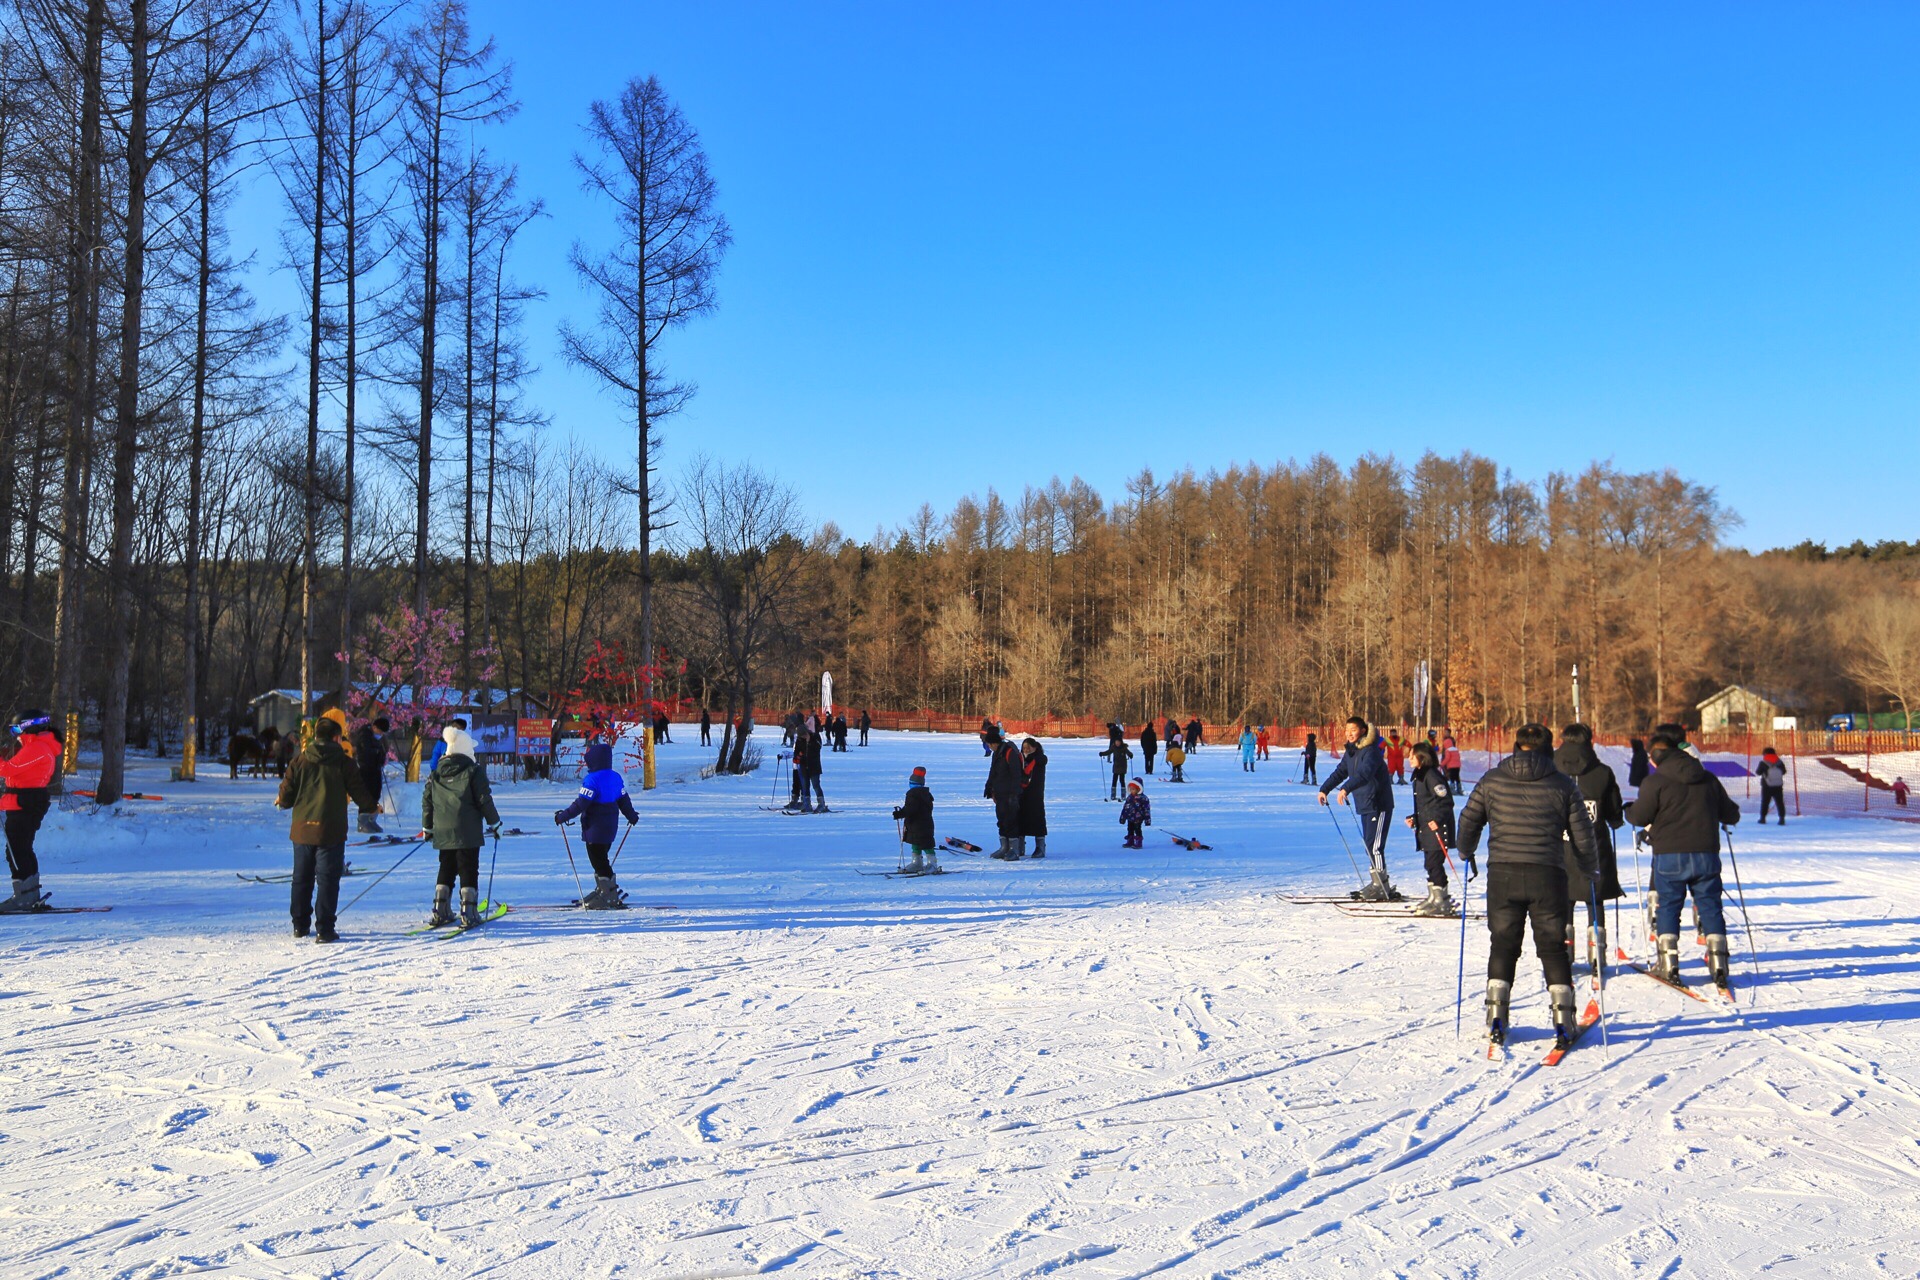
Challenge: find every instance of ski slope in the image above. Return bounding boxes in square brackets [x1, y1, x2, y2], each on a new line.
[4, 730, 1918, 1278]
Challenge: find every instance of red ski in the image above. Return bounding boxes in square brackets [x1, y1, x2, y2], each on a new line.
[1168, 832, 1211, 851]
[943, 837, 985, 854]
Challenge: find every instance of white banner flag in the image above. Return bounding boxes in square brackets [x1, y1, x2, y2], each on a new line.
[821, 672, 834, 715]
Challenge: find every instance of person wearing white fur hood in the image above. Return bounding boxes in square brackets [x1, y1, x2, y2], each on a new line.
[421, 726, 501, 927]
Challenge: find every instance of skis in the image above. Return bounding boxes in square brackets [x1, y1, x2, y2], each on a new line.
[510, 902, 674, 911]
[405, 901, 509, 937]
[71, 790, 163, 801]
[0, 903, 111, 915]
[357, 833, 422, 846]
[1543, 1000, 1604, 1066]
[1167, 832, 1211, 850]
[943, 837, 984, 854]
[1623, 963, 1715, 1003]
[1337, 903, 1482, 921]
[238, 865, 358, 885]
[858, 867, 961, 879]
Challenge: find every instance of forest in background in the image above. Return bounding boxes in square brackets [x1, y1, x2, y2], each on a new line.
[1, 1, 1917, 800]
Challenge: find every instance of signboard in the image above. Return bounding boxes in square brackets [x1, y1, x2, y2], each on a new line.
[517, 718, 555, 756]
[1772, 716, 1798, 732]
[469, 715, 517, 755]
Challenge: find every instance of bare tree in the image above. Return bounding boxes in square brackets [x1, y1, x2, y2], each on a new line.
[672, 457, 802, 774]
[1845, 594, 1920, 731]
[562, 74, 729, 788]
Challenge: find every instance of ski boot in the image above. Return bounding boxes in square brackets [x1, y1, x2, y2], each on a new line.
[924, 850, 941, 874]
[1411, 884, 1454, 917]
[1, 875, 48, 913]
[1356, 868, 1397, 902]
[357, 812, 383, 834]
[1655, 933, 1683, 984]
[1589, 921, 1608, 975]
[905, 849, 927, 874]
[1548, 983, 1578, 1053]
[458, 887, 481, 929]
[992, 837, 1019, 861]
[1706, 934, 1732, 991]
[1031, 837, 1046, 860]
[584, 876, 627, 909]
[425, 885, 456, 928]
[1485, 978, 1512, 1047]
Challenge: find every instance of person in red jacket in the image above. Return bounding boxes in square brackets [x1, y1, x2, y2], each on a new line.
[1, 709, 62, 911]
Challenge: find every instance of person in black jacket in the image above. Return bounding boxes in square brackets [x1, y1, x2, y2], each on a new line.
[1625, 733, 1740, 988]
[1455, 723, 1602, 1050]
[1140, 722, 1159, 778]
[1318, 717, 1397, 900]
[1627, 738, 1651, 789]
[858, 709, 871, 747]
[1185, 718, 1204, 751]
[1553, 725, 1625, 974]
[1101, 735, 1133, 800]
[1300, 732, 1318, 785]
[795, 722, 828, 812]
[699, 707, 712, 746]
[1754, 747, 1787, 824]
[349, 715, 390, 833]
[892, 766, 937, 873]
[1019, 738, 1049, 858]
[1404, 742, 1457, 916]
[984, 726, 1027, 858]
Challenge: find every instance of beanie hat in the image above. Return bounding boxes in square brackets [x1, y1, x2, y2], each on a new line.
[909, 766, 926, 783]
[442, 725, 477, 759]
[1128, 778, 1143, 791]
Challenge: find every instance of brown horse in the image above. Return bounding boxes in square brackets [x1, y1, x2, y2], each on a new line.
[227, 732, 266, 779]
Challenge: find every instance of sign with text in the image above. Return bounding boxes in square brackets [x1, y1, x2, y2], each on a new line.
[517, 719, 555, 755]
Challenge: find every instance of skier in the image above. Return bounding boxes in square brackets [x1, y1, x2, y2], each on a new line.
[1386, 729, 1407, 785]
[421, 726, 502, 928]
[1019, 737, 1049, 858]
[1119, 778, 1151, 848]
[350, 715, 389, 834]
[858, 709, 871, 747]
[1238, 725, 1257, 773]
[1140, 721, 1159, 778]
[1404, 741, 1458, 917]
[1625, 731, 1741, 989]
[1896, 777, 1911, 808]
[275, 715, 374, 942]
[978, 716, 997, 757]
[1300, 731, 1318, 785]
[892, 766, 938, 873]
[1755, 747, 1787, 824]
[1454, 723, 1602, 1050]
[1166, 741, 1188, 782]
[1554, 723, 1625, 973]
[984, 726, 1027, 858]
[782, 711, 799, 748]
[1255, 723, 1270, 761]
[1318, 716, 1397, 900]
[833, 713, 849, 752]
[1164, 717, 1180, 750]
[796, 720, 828, 812]
[1, 710, 62, 912]
[699, 707, 712, 746]
[1100, 735, 1134, 800]
[1442, 733, 1463, 794]
[553, 740, 638, 908]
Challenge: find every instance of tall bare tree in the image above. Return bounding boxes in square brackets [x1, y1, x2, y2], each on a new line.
[562, 74, 729, 789]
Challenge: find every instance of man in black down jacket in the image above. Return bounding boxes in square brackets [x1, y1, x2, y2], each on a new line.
[1018, 738, 1048, 858]
[1554, 724, 1624, 975]
[1456, 723, 1601, 1050]
[984, 725, 1027, 859]
[1625, 732, 1740, 988]
[349, 715, 389, 833]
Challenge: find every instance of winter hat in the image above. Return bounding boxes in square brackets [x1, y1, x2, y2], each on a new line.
[442, 725, 477, 759]
[373, 715, 390, 731]
[9, 708, 50, 733]
[1128, 778, 1143, 792]
[1761, 747, 1779, 759]
[585, 741, 614, 773]
[909, 766, 926, 783]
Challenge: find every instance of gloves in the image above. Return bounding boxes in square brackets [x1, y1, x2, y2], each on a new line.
[1464, 853, 1479, 881]
[627, 816, 638, 827]
[891, 806, 904, 820]
[552, 810, 567, 825]
[488, 824, 502, 840]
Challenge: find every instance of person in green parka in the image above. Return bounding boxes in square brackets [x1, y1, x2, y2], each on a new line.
[421, 726, 501, 927]
[276, 716, 375, 942]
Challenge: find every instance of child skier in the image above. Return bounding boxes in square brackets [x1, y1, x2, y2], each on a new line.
[1386, 729, 1407, 785]
[1404, 741, 1458, 916]
[1120, 778, 1151, 848]
[1300, 732, 1318, 784]
[1255, 724, 1270, 761]
[1100, 736, 1134, 800]
[1, 709, 62, 912]
[892, 766, 939, 873]
[1166, 742, 1188, 782]
[422, 726, 502, 928]
[1238, 726, 1257, 773]
[553, 740, 639, 908]
[1895, 778, 1910, 808]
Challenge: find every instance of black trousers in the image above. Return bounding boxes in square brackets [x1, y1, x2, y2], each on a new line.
[436, 847, 480, 890]
[1302, 757, 1317, 783]
[585, 841, 614, 878]
[4, 790, 50, 879]
[290, 842, 346, 932]
[995, 798, 1022, 838]
[1486, 863, 1573, 987]
[1761, 785, 1786, 822]
[1110, 768, 1127, 799]
[1143, 750, 1157, 776]
[1418, 837, 1447, 887]
[358, 767, 383, 814]
[700, 724, 712, 745]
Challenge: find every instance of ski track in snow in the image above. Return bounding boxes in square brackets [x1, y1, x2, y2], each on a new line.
[3, 732, 1920, 1277]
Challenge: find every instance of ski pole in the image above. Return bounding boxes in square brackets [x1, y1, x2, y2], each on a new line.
[896, 816, 906, 872]
[1630, 826, 1651, 963]
[1723, 825, 1761, 1001]
[610, 821, 635, 868]
[336, 837, 427, 918]
[485, 828, 501, 910]
[1431, 822, 1468, 1039]
[557, 822, 587, 901]
[1591, 871, 1610, 1058]
[1324, 799, 1365, 884]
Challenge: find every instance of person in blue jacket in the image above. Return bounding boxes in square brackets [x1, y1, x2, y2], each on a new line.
[553, 740, 638, 908]
[1318, 715, 1398, 900]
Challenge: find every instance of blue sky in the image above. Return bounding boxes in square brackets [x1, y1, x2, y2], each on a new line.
[244, 2, 1920, 550]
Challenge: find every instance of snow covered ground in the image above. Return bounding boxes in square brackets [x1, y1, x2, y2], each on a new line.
[5, 730, 1920, 1278]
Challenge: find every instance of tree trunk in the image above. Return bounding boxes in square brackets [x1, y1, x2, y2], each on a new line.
[300, 0, 328, 746]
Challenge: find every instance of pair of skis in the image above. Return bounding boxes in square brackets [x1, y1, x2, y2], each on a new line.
[1484, 998, 1603, 1065]
[239, 865, 358, 885]
[405, 900, 510, 937]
